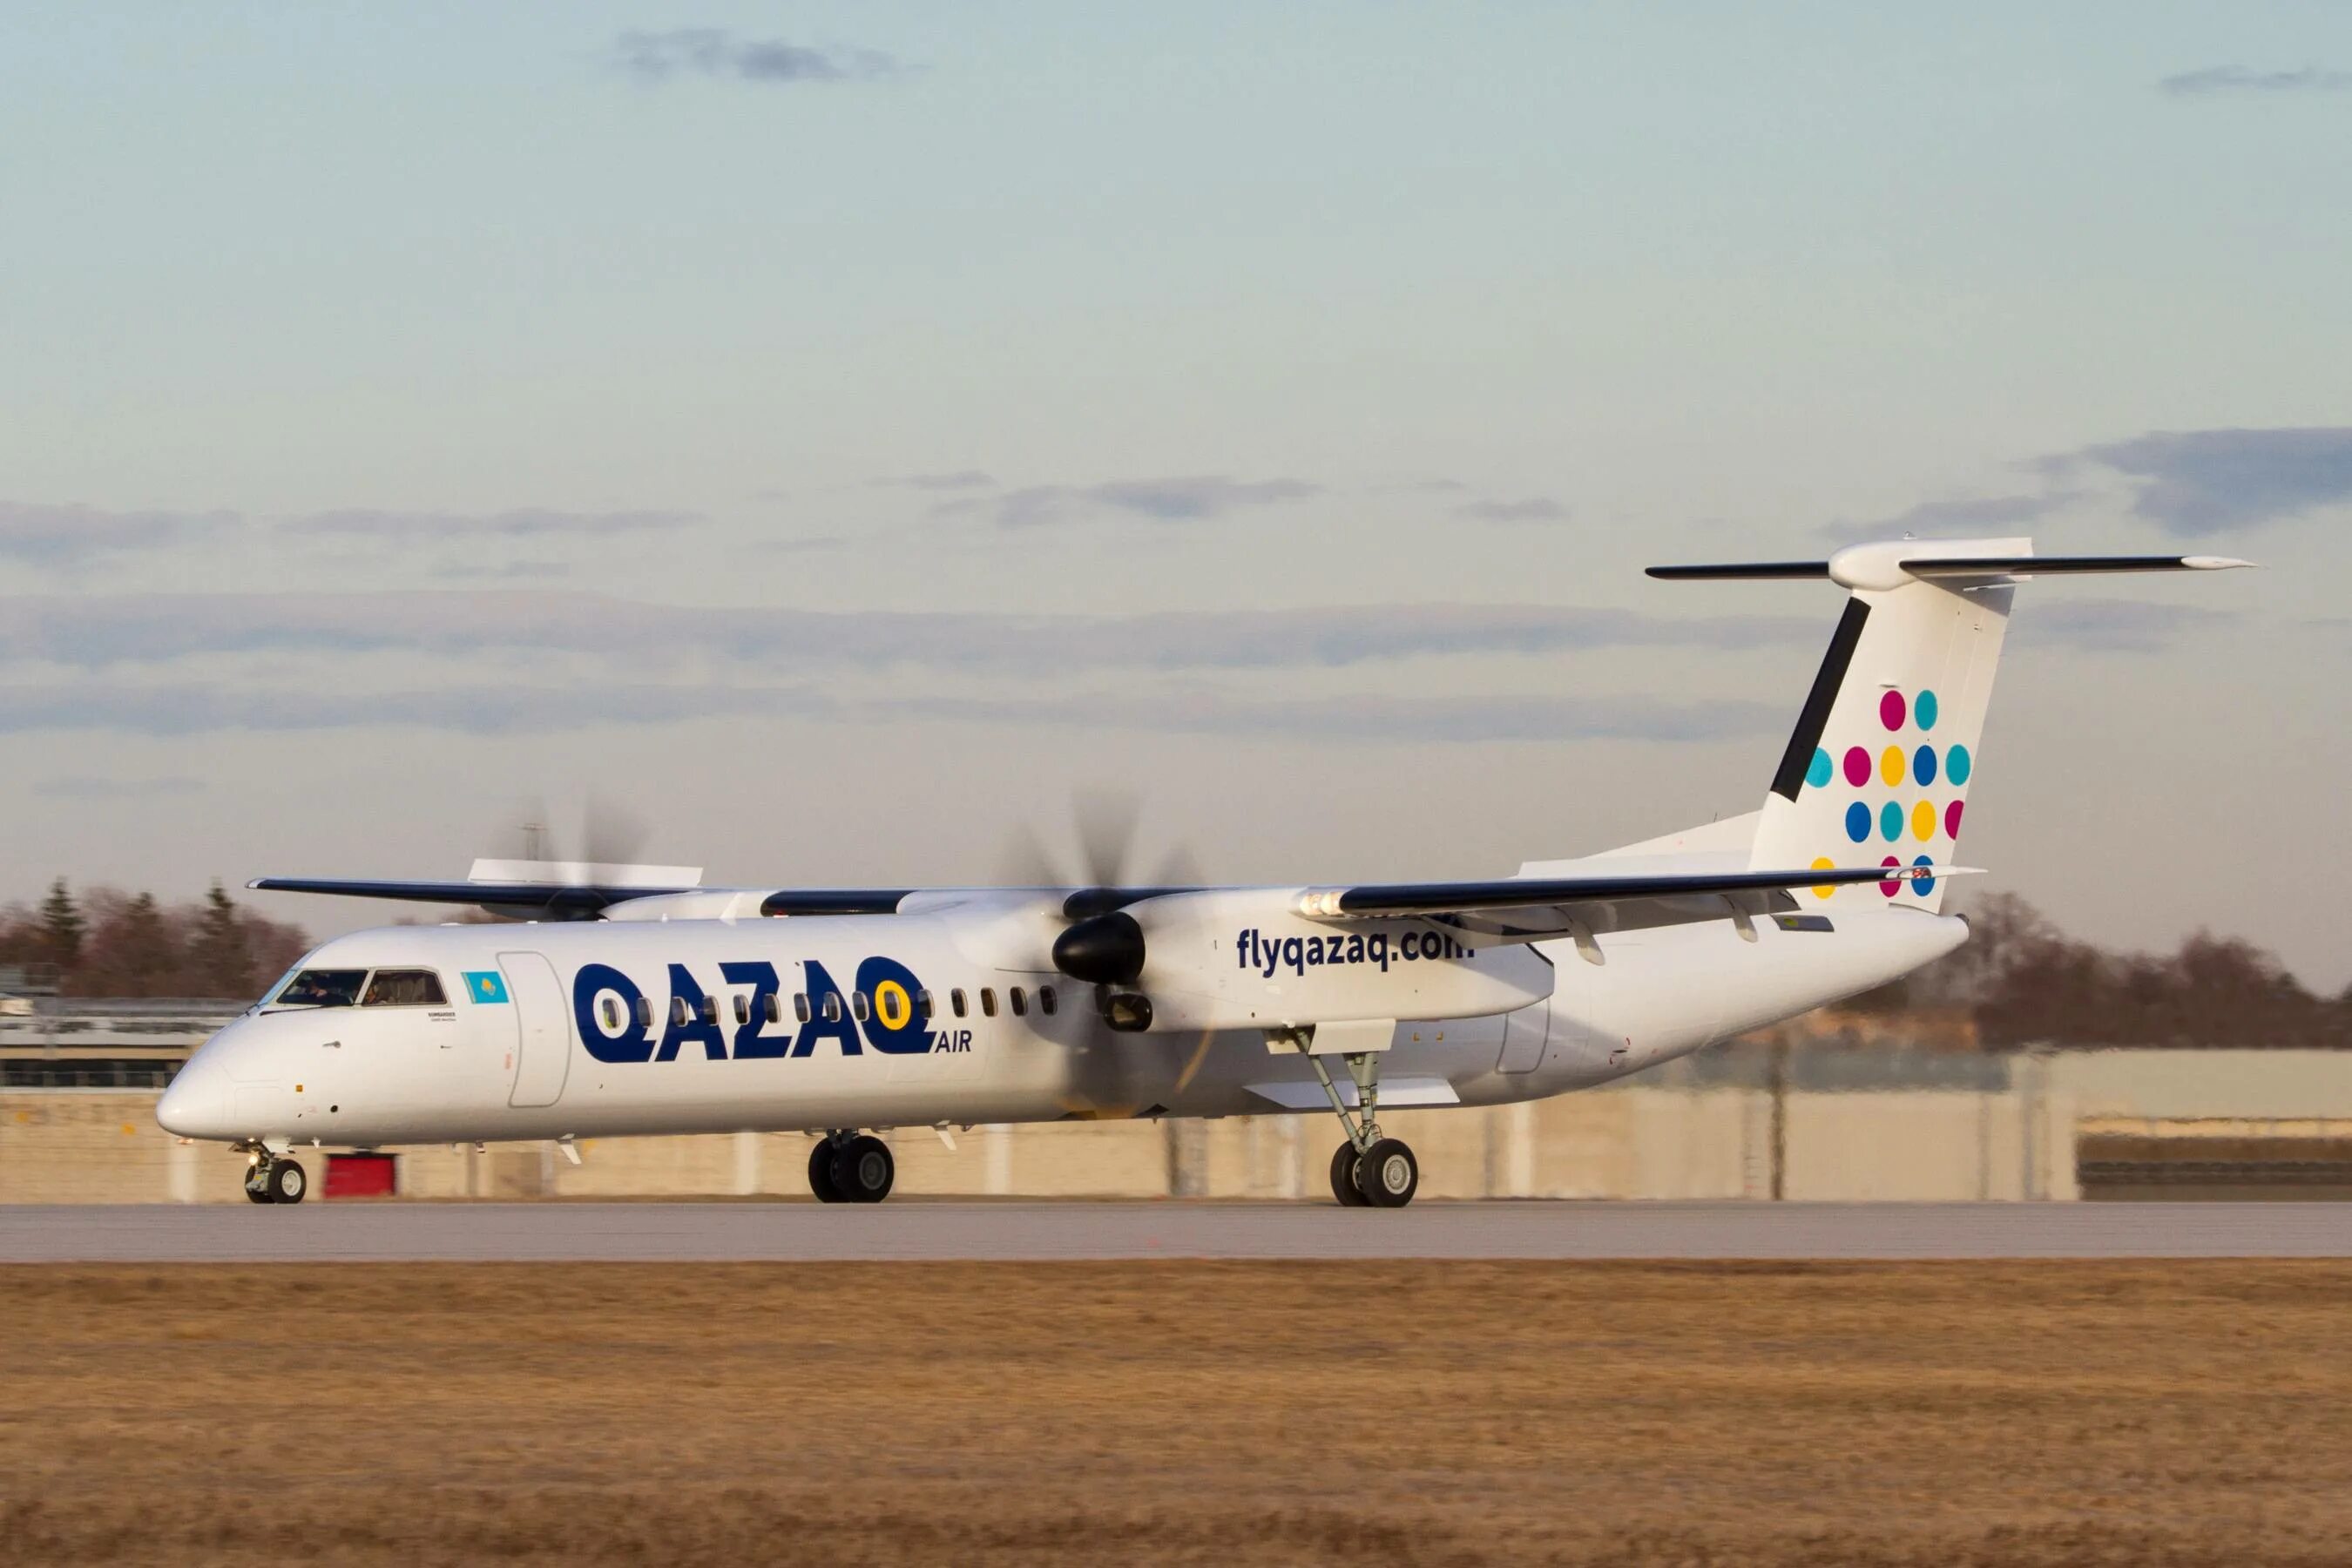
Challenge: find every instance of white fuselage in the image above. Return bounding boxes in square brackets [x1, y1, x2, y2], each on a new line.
[157, 904, 1965, 1149]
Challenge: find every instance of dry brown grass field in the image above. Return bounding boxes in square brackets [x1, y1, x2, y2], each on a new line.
[4, 1260, 2349, 1566]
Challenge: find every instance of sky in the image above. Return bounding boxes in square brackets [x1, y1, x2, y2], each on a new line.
[3, 3, 2349, 987]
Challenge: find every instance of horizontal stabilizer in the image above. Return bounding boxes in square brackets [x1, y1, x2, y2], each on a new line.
[1646, 561, 1833, 580]
[1650, 551, 2253, 585]
[1897, 554, 2253, 578]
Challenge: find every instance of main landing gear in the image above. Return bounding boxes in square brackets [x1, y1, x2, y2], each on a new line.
[808, 1132, 895, 1204]
[241, 1152, 307, 1205]
[1299, 1044, 1420, 1208]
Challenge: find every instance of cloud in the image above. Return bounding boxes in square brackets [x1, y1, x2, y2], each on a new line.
[427, 560, 571, 582]
[952, 691, 1783, 747]
[1455, 497, 1570, 524]
[0, 676, 1775, 746]
[612, 30, 899, 84]
[0, 592, 1821, 674]
[1819, 492, 2073, 545]
[2070, 428, 2352, 535]
[877, 471, 997, 492]
[29, 774, 206, 801]
[948, 475, 1322, 528]
[2012, 600, 2240, 653]
[0, 504, 238, 568]
[749, 535, 848, 555]
[282, 509, 700, 541]
[2160, 65, 2352, 97]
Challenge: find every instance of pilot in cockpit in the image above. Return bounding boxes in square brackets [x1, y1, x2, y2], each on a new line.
[274, 969, 367, 1008]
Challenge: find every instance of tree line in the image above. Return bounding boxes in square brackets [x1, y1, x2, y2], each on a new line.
[1856, 893, 2352, 1049]
[0, 881, 310, 1002]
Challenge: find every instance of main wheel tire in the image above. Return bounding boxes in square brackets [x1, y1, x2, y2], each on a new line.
[1329, 1142, 1369, 1206]
[245, 1165, 274, 1204]
[832, 1135, 895, 1204]
[1355, 1138, 1418, 1208]
[807, 1140, 844, 1203]
[267, 1158, 308, 1205]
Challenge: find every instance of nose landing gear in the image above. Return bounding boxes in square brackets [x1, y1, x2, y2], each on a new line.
[241, 1152, 308, 1205]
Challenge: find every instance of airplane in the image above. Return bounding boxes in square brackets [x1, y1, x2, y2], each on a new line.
[155, 537, 2248, 1207]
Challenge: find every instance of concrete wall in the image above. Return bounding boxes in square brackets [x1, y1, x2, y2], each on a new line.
[7, 1047, 2349, 1203]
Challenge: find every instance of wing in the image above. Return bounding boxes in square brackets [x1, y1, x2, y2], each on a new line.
[1297, 864, 1972, 942]
[247, 877, 914, 921]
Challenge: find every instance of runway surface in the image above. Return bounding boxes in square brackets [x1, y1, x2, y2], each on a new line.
[6, 1200, 2352, 1262]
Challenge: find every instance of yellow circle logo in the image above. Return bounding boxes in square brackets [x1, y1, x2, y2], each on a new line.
[1809, 856, 1838, 900]
[1911, 801, 1936, 841]
[874, 980, 912, 1031]
[1879, 746, 1906, 787]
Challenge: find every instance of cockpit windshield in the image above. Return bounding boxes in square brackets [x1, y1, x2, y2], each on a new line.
[268, 969, 368, 1009]
[362, 970, 449, 1007]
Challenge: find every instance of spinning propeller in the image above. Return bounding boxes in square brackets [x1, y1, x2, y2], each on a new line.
[505, 793, 652, 884]
[998, 790, 1200, 987]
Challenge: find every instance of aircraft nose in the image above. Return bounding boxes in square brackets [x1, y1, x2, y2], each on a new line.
[156, 1059, 234, 1139]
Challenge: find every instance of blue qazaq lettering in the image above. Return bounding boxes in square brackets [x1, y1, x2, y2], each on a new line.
[571, 956, 942, 1065]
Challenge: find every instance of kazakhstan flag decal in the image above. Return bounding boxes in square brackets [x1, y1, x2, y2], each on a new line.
[464, 970, 510, 1004]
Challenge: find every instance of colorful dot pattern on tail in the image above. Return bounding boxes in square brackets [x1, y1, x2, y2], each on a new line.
[1803, 687, 1970, 899]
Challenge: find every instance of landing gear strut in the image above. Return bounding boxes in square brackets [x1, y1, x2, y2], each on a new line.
[242, 1152, 307, 1205]
[808, 1132, 895, 1204]
[1300, 1044, 1419, 1208]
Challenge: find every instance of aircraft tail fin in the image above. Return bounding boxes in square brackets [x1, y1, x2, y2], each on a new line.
[1648, 539, 2249, 913]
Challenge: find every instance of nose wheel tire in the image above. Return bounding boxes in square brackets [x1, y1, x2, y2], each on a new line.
[1329, 1142, 1370, 1206]
[1355, 1139, 1418, 1208]
[246, 1156, 307, 1204]
[831, 1135, 896, 1203]
[807, 1140, 845, 1203]
[267, 1158, 307, 1204]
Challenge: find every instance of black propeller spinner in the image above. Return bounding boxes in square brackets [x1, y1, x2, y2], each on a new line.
[1000, 790, 1198, 988]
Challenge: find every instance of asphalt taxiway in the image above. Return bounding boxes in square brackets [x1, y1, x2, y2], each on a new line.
[5, 1200, 2352, 1262]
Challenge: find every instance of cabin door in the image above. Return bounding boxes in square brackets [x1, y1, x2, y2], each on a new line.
[500, 951, 572, 1109]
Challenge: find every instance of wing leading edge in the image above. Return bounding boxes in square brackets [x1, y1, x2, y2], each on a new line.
[247, 877, 916, 920]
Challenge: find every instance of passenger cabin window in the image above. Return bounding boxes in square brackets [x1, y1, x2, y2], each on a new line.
[602, 997, 623, 1031]
[763, 993, 782, 1025]
[699, 995, 719, 1026]
[671, 997, 690, 1027]
[733, 994, 750, 1026]
[794, 993, 811, 1024]
[851, 991, 871, 1023]
[916, 989, 935, 1021]
[821, 994, 842, 1023]
[950, 988, 968, 1018]
[980, 987, 998, 1018]
[1009, 986, 1027, 1017]
[636, 997, 654, 1029]
[362, 970, 448, 1007]
[1039, 985, 1058, 1017]
[272, 969, 368, 1009]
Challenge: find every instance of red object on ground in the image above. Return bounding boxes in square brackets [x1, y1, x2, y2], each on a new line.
[324, 1152, 398, 1200]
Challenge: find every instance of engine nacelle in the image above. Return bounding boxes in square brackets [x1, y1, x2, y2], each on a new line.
[1117, 889, 1553, 1033]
